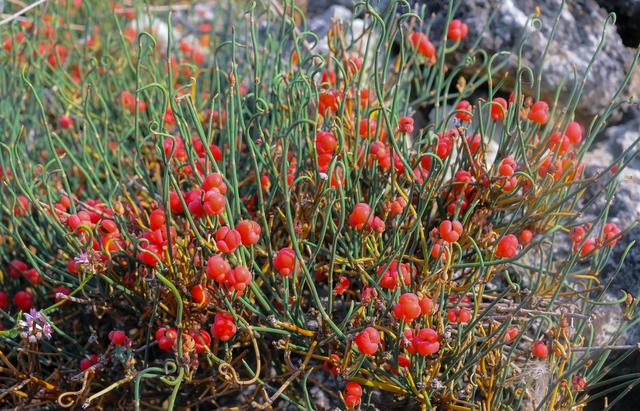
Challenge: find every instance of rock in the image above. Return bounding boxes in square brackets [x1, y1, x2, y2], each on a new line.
[581, 110, 640, 344]
[307, 5, 352, 36]
[575, 112, 640, 410]
[310, 386, 331, 410]
[595, 0, 640, 47]
[306, 0, 354, 17]
[307, 5, 378, 75]
[592, 108, 640, 170]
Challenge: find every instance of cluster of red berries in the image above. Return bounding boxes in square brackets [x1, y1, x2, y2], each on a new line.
[378, 260, 414, 290]
[349, 203, 385, 233]
[549, 122, 583, 155]
[393, 293, 433, 322]
[163, 136, 223, 177]
[154, 312, 236, 355]
[571, 222, 621, 256]
[343, 381, 363, 408]
[496, 234, 520, 259]
[403, 327, 440, 356]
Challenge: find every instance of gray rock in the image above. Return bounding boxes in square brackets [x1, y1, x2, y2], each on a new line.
[595, 0, 640, 47]
[581, 111, 640, 344]
[592, 109, 640, 171]
[307, 5, 353, 37]
[307, 5, 354, 55]
[306, 0, 354, 17]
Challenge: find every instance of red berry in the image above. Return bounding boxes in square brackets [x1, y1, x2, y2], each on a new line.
[169, 191, 184, 214]
[80, 354, 99, 371]
[436, 136, 453, 160]
[406, 328, 440, 356]
[571, 225, 588, 246]
[378, 260, 412, 290]
[603, 223, 622, 246]
[393, 293, 422, 322]
[506, 327, 519, 342]
[207, 254, 231, 283]
[211, 312, 236, 342]
[54, 286, 71, 303]
[202, 189, 226, 216]
[59, 115, 73, 129]
[215, 226, 242, 253]
[260, 175, 271, 191]
[361, 287, 378, 304]
[455, 100, 473, 122]
[369, 216, 386, 233]
[8, 259, 28, 278]
[389, 196, 407, 216]
[532, 341, 549, 359]
[398, 116, 414, 134]
[321, 69, 336, 87]
[439, 220, 463, 243]
[318, 90, 339, 115]
[225, 265, 253, 294]
[410, 32, 435, 58]
[334, 275, 350, 295]
[349, 203, 371, 230]
[398, 354, 411, 368]
[191, 284, 208, 305]
[137, 243, 162, 266]
[565, 121, 583, 145]
[343, 381, 363, 407]
[490, 97, 508, 121]
[496, 234, 519, 259]
[14, 195, 31, 216]
[519, 229, 533, 245]
[236, 220, 261, 246]
[109, 330, 127, 346]
[0, 291, 7, 310]
[316, 131, 338, 155]
[156, 327, 178, 352]
[322, 353, 341, 376]
[149, 209, 166, 230]
[13, 290, 33, 311]
[343, 392, 359, 408]
[202, 172, 227, 194]
[345, 381, 362, 398]
[274, 247, 296, 277]
[528, 101, 549, 125]
[447, 19, 468, 41]
[549, 131, 571, 154]
[467, 133, 482, 154]
[447, 307, 471, 324]
[23, 268, 42, 285]
[498, 156, 517, 177]
[419, 296, 434, 316]
[354, 326, 381, 355]
[359, 118, 377, 139]
[99, 219, 118, 235]
[190, 329, 211, 353]
[580, 239, 596, 256]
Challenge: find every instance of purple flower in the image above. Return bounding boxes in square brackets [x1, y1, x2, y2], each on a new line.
[74, 252, 89, 265]
[18, 309, 53, 343]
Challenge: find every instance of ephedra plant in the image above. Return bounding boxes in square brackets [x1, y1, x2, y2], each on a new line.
[1, 0, 640, 409]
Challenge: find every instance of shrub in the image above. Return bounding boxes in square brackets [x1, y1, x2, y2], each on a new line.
[1, 0, 639, 409]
